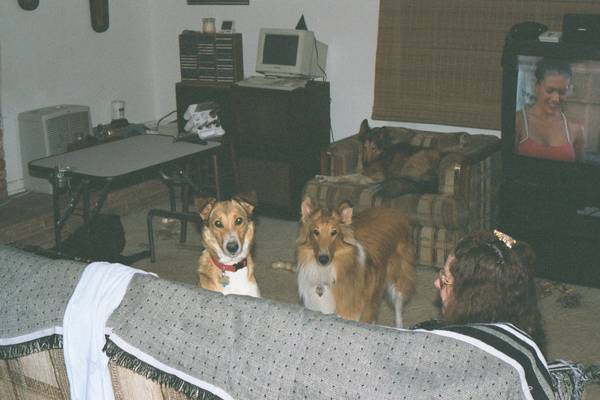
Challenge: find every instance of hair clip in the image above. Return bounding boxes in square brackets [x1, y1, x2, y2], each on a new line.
[493, 229, 517, 249]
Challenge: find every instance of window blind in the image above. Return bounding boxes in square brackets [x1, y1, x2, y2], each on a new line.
[373, 0, 600, 130]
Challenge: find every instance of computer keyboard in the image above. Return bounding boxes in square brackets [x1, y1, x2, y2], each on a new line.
[236, 75, 307, 91]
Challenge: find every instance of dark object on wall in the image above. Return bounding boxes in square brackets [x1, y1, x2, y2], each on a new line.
[18, 0, 39, 10]
[563, 14, 600, 45]
[90, 0, 109, 33]
[60, 214, 126, 262]
[508, 21, 548, 41]
[187, 0, 248, 4]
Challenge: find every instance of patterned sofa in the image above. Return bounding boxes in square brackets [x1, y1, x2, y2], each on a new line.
[303, 126, 502, 268]
[3, 244, 597, 400]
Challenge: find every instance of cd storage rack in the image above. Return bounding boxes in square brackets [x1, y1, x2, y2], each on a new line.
[179, 31, 244, 83]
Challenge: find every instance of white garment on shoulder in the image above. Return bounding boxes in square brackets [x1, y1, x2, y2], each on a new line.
[63, 261, 156, 400]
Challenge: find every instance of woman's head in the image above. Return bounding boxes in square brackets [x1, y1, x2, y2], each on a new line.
[435, 230, 545, 347]
[534, 58, 573, 112]
[534, 58, 572, 84]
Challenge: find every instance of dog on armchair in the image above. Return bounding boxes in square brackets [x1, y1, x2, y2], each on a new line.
[315, 119, 442, 197]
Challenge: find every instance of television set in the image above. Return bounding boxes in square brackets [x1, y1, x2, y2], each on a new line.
[255, 28, 328, 79]
[501, 38, 600, 199]
[500, 37, 600, 287]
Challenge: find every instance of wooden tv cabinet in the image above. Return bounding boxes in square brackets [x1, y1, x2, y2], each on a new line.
[500, 180, 600, 288]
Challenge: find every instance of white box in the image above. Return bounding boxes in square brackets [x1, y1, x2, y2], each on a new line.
[539, 31, 562, 43]
[19, 105, 92, 193]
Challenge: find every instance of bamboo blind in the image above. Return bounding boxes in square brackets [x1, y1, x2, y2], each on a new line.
[373, 0, 600, 130]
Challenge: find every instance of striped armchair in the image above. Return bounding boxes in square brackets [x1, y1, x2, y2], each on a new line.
[303, 127, 502, 268]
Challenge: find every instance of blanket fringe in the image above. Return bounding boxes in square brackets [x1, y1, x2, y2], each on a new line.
[104, 339, 223, 400]
[0, 334, 62, 359]
[586, 364, 600, 385]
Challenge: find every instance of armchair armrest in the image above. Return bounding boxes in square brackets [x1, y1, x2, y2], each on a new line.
[320, 135, 361, 175]
[437, 135, 501, 197]
[436, 135, 502, 231]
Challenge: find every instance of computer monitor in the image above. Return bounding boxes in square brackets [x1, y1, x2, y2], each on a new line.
[255, 28, 328, 79]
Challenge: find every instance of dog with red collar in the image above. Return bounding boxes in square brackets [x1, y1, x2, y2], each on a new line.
[195, 194, 260, 298]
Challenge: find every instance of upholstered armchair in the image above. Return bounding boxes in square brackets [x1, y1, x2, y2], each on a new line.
[303, 127, 502, 268]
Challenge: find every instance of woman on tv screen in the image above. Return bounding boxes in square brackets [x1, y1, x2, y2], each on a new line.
[514, 57, 586, 162]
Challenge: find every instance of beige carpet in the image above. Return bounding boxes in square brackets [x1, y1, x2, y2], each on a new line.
[125, 207, 600, 396]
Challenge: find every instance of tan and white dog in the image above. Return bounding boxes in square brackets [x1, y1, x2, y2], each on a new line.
[296, 196, 415, 327]
[195, 195, 260, 298]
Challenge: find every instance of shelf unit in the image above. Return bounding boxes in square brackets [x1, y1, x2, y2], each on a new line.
[179, 31, 244, 83]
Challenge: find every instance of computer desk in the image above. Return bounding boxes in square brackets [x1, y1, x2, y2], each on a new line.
[28, 133, 221, 259]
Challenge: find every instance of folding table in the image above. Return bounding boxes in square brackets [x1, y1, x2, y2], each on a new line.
[28, 134, 221, 260]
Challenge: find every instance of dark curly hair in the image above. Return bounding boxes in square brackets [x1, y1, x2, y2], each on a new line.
[534, 58, 572, 84]
[443, 231, 546, 352]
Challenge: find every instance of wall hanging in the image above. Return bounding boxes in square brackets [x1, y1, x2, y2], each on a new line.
[18, 0, 39, 10]
[90, 0, 109, 32]
[187, 0, 249, 5]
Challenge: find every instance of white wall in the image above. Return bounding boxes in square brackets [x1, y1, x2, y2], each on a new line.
[1, 0, 499, 195]
[0, 0, 156, 194]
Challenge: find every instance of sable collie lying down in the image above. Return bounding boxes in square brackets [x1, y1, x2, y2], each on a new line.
[296, 197, 415, 327]
[195, 195, 260, 298]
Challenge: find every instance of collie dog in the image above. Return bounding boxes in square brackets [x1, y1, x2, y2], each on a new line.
[195, 195, 260, 298]
[316, 119, 441, 197]
[296, 196, 415, 327]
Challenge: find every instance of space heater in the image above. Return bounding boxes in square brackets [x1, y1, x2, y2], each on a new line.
[19, 104, 92, 193]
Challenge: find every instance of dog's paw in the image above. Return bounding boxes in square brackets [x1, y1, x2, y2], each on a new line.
[271, 260, 296, 272]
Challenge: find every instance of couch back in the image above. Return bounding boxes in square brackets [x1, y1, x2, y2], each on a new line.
[1, 244, 555, 400]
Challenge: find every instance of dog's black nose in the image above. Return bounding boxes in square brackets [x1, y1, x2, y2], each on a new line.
[317, 254, 330, 266]
[226, 241, 239, 254]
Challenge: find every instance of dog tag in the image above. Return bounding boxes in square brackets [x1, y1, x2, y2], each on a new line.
[315, 285, 324, 297]
[220, 273, 230, 287]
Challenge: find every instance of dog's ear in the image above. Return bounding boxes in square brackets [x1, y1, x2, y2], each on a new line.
[234, 191, 257, 216]
[373, 127, 392, 148]
[235, 190, 258, 206]
[337, 201, 354, 225]
[300, 196, 315, 222]
[358, 119, 370, 141]
[195, 197, 217, 222]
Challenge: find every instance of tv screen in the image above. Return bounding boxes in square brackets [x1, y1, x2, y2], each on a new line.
[513, 55, 600, 165]
[262, 34, 299, 66]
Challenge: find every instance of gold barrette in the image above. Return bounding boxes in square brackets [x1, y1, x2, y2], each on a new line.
[493, 229, 516, 249]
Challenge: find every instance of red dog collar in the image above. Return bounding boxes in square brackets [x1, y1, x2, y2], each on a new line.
[211, 257, 247, 272]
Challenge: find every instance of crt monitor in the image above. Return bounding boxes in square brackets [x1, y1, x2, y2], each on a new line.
[255, 28, 328, 79]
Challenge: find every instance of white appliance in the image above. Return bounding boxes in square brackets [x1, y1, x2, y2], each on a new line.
[19, 104, 92, 193]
